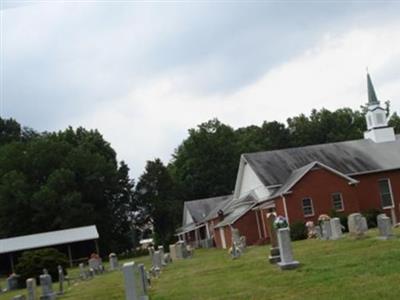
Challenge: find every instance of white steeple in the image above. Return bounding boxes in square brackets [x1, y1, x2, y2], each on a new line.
[363, 73, 395, 143]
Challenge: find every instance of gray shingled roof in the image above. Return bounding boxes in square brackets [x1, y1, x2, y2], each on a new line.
[244, 135, 400, 187]
[183, 194, 233, 225]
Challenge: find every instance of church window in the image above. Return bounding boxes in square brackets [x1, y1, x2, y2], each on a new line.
[331, 193, 344, 211]
[379, 179, 394, 208]
[302, 197, 314, 217]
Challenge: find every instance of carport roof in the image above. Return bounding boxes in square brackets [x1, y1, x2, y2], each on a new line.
[0, 225, 99, 254]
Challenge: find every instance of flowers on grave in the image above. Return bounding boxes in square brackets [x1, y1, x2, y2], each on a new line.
[273, 216, 288, 229]
[305, 221, 317, 239]
[318, 214, 330, 225]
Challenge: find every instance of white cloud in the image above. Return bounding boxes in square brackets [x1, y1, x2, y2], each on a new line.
[69, 21, 400, 179]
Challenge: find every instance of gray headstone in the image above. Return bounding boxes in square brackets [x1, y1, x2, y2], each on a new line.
[58, 265, 64, 294]
[88, 258, 102, 274]
[348, 213, 366, 238]
[277, 227, 299, 270]
[26, 278, 36, 300]
[138, 264, 148, 294]
[40, 273, 56, 300]
[7, 274, 19, 291]
[13, 295, 26, 300]
[122, 262, 149, 300]
[157, 246, 166, 266]
[377, 214, 393, 240]
[330, 218, 343, 240]
[321, 220, 332, 240]
[169, 244, 177, 261]
[361, 217, 368, 233]
[109, 253, 119, 270]
[175, 242, 184, 259]
[152, 251, 162, 269]
[79, 263, 87, 280]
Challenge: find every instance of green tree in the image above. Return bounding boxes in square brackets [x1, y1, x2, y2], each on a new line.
[135, 159, 180, 247]
[0, 124, 134, 254]
[171, 119, 239, 200]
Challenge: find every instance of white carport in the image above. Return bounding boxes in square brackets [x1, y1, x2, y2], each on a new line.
[0, 225, 99, 272]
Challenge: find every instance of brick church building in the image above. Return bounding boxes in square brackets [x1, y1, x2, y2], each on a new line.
[177, 74, 400, 249]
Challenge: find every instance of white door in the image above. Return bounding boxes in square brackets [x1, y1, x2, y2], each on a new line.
[219, 227, 226, 249]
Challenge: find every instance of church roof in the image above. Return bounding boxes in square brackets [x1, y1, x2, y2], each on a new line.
[243, 135, 400, 187]
[183, 194, 233, 225]
[367, 73, 380, 105]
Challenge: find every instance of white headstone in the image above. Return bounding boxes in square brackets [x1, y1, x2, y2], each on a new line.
[109, 253, 119, 270]
[277, 228, 299, 270]
[26, 278, 36, 300]
[157, 246, 166, 266]
[321, 220, 332, 240]
[348, 213, 366, 238]
[377, 214, 393, 240]
[330, 218, 343, 240]
[79, 263, 87, 280]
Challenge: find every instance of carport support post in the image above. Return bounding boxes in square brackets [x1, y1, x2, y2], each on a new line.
[95, 240, 100, 255]
[9, 253, 15, 273]
[68, 245, 73, 267]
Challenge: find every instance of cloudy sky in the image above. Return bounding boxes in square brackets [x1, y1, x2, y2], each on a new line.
[2, 1, 400, 179]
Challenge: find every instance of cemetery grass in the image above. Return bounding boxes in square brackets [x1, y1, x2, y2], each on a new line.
[1, 228, 400, 299]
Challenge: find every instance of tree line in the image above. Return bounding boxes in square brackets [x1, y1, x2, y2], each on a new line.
[0, 107, 399, 251]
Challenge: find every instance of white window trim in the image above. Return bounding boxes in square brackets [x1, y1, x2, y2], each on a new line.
[379, 178, 395, 209]
[331, 192, 344, 212]
[302, 197, 314, 217]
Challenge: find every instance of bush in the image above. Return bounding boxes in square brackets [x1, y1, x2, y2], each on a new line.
[363, 208, 383, 228]
[290, 221, 307, 241]
[15, 248, 68, 283]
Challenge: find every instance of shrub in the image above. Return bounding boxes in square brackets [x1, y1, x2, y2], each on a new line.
[363, 208, 383, 228]
[15, 248, 68, 283]
[290, 221, 307, 241]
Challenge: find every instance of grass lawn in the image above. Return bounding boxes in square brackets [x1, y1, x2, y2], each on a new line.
[2, 228, 400, 299]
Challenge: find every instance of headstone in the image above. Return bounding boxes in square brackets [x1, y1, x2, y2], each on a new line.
[315, 226, 322, 239]
[57, 265, 64, 295]
[13, 295, 26, 300]
[330, 218, 343, 240]
[40, 273, 56, 300]
[6, 274, 20, 291]
[88, 268, 95, 279]
[122, 262, 148, 300]
[138, 264, 148, 294]
[348, 213, 366, 238]
[26, 278, 36, 300]
[266, 212, 280, 263]
[277, 228, 299, 270]
[361, 217, 368, 233]
[79, 263, 87, 280]
[175, 242, 184, 259]
[377, 214, 393, 240]
[148, 247, 155, 260]
[164, 253, 172, 264]
[169, 244, 177, 261]
[88, 257, 102, 274]
[321, 220, 332, 240]
[157, 246, 166, 266]
[152, 251, 162, 269]
[230, 242, 241, 259]
[109, 253, 119, 270]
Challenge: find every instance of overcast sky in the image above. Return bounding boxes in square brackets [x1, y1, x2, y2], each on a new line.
[2, 1, 400, 179]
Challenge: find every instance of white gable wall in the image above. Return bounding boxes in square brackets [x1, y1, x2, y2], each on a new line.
[237, 161, 270, 200]
[183, 207, 194, 225]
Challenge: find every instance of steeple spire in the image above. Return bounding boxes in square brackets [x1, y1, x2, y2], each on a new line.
[367, 73, 379, 105]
